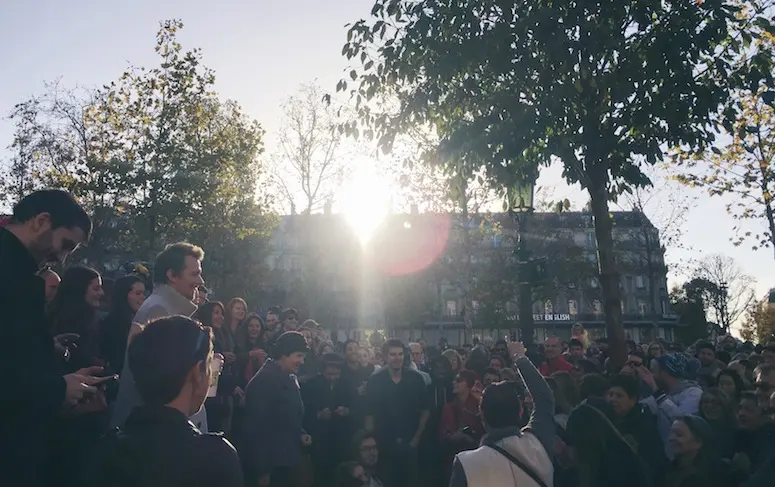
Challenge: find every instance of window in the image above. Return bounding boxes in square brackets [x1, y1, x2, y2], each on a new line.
[568, 300, 578, 315]
[638, 299, 647, 316]
[592, 300, 603, 314]
[620, 299, 626, 313]
[544, 300, 554, 314]
[446, 300, 457, 316]
[635, 276, 645, 289]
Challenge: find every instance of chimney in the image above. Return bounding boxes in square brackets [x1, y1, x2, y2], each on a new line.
[410, 203, 418, 214]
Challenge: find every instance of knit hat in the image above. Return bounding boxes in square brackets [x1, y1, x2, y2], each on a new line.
[655, 353, 688, 378]
[273, 331, 310, 358]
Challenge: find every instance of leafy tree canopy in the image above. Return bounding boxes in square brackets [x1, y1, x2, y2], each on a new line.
[337, 0, 774, 364]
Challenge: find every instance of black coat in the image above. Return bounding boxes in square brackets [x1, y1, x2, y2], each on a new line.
[0, 228, 67, 486]
[612, 404, 667, 483]
[301, 375, 349, 453]
[243, 359, 306, 478]
[80, 405, 243, 487]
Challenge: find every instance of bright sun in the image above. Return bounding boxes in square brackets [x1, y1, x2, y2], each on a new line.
[339, 164, 391, 244]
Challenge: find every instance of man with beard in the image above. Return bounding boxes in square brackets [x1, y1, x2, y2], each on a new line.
[0, 189, 102, 486]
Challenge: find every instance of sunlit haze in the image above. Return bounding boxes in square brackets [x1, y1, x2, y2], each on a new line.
[1, 0, 774, 335]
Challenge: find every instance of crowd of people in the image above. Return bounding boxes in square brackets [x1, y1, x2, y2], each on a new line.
[2, 188, 775, 487]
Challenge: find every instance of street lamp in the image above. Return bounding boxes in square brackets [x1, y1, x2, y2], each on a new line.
[509, 179, 536, 352]
[718, 281, 729, 333]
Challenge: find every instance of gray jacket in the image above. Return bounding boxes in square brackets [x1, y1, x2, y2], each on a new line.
[110, 284, 206, 430]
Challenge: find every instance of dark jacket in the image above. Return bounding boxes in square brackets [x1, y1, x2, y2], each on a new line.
[243, 359, 306, 477]
[0, 228, 66, 486]
[81, 405, 243, 487]
[612, 403, 667, 483]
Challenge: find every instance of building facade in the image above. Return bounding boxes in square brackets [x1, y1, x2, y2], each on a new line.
[265, 209, 678, 345]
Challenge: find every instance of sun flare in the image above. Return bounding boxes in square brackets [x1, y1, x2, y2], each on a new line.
[339, 164, 391, 244]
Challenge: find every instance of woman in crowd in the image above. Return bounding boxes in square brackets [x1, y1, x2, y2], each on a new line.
[243, 332, 311, 487]
[50, 266, 106, 371]
[241, 313, 268, 383]
[717, 368, 746, 403]
[442, 348, 463, 374]
[565, 403, 652, 487]
[195, 301, 241, 434]
[439, 369, 482, 480]
[665, 415, 728, 487]
[47, 266, 107, 487]
[225, 297, 248, 357]
[698, 387, 737, 456]
[99, 274, 146, 377]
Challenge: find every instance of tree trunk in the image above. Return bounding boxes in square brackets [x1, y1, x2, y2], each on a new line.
[588, 179, 627, 369]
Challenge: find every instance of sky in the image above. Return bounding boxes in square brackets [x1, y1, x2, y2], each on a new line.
[1, 0, 773, 323]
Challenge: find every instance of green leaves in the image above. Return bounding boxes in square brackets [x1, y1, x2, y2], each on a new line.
[2, 20, 275, 282]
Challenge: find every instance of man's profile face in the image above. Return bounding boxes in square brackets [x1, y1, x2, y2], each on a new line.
[30, 214, 85, 265]
[410, 344, 423, 365]
[169, 256, 204, 300]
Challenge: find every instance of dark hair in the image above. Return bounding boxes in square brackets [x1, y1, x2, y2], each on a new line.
[551, 370, 580, 408]
[266, 306, 281, 316]
[343, 339, 360, 352]
[489, 355, 506, 368]
[717, 368, 745, 401]
[382, 338, 405, 356]
[456, 370, 478, 388]
[128, 315, 212, 405]
[49, 266, 101, 336]
[281, 308, 299, 321]
[484, 367, 500, 377]
[566, 404, 643, 487]
[481, 381, 523, 429]
[153, 242, 204, 285]
[11, 189, 91, 238]
[194, 301, 225, 328]
[352, 429, 377, 457]
[569, 338, 584, 349]
[321, 353, 344, 372]
[740, 390, 759, 404]
[696, 341, 715, 354]
[243, 313, 266, 345]
[109, 275, 144, 319]
[628, 349, 645, 360]
[608, 374, 640, 399]
[580, 373, 609, 400]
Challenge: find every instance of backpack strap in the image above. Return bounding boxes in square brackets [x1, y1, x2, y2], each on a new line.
[488, 443, 549, 487]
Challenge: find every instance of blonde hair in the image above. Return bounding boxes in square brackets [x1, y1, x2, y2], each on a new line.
[442, 349, 463, 371]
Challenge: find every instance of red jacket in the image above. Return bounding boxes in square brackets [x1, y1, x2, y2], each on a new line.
[539, 356, 574, 376]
